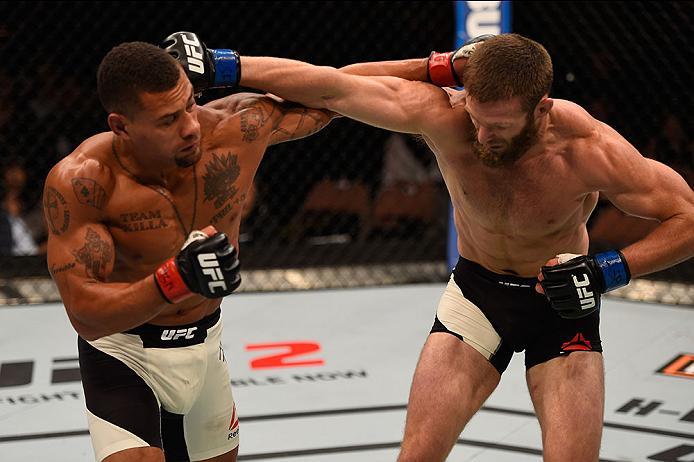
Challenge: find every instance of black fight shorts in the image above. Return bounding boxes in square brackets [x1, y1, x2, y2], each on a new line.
[431, 256, 602, 374]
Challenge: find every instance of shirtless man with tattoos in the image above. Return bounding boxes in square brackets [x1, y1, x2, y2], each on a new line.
[42, 39, 333, 462]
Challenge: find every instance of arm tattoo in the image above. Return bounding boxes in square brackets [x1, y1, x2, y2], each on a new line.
[73, 228, 113, 280]
[240, 101, 275, 143]
[43, 186, 71, 235]
[72, 178, 107, 210]
[50, 261, 76, 275]
[276, 108, 330, 140]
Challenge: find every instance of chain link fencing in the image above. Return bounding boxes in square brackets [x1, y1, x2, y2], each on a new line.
[0, 1, 692, 305]
[515, 1, 694, 304]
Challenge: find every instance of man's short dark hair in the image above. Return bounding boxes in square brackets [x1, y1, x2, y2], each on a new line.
[97, 41, 181, 116]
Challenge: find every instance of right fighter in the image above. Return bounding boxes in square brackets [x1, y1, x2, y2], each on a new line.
[175, 32, 694, 461]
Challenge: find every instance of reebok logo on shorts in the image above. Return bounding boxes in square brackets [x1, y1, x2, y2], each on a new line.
[228, 406, 239, 440]
[561, 333, 592, 352]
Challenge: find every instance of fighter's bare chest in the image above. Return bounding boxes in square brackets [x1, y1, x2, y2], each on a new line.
[446, 159, 583, 232]
[105, 153, 252, 268]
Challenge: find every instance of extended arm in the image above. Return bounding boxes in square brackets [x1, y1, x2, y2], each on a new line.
[239, 56, 448, 135]
[163, 31, 455, 136]
[339, 58, 429, 80]
[205, 92, 335, 145]
[338, 34, 494, 85]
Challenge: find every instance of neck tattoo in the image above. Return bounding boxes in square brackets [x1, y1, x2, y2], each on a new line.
[111, 135, 198, 237]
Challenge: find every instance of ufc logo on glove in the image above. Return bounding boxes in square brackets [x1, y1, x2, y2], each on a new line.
[198, 253, 228, 293]
[181, 34, 204, 74]
[541, 251, 631, 319]
[572, 273, 596, 310]
[154, 227, 241, 303]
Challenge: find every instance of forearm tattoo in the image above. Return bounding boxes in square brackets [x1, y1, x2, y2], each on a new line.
[73, 228, 113, 280]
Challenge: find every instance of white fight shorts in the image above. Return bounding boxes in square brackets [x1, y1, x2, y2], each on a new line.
[78, 308, 239, 461]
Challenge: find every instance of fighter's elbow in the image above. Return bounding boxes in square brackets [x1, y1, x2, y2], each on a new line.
[65, 300, 108, 340]
[682, 210, 694, 232]
[323, 109, 341, 121]
[314, 90, 346, 108]
[67, 310, 104, 341]
[77, 330, 104, 342]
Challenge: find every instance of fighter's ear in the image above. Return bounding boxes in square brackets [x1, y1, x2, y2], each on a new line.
[534, 96, 553, 119]
[108, 113, 130, 139]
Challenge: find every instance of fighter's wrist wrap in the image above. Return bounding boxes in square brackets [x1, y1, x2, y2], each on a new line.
[162, 32, 240, 94]
[427, 34, 495, 88]
[540, 250, 631, 319]
[593, 250, 631, 292]
[209, 48, 241, 88]
[154, 258, 193, 304]
[427, 51, 459, 87]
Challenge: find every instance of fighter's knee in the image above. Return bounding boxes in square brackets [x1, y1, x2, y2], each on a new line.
[543, 448, 599, 462]
[103, 447, 165, 462]
[397, 445, 447, 462]
[397, 440, 418, 462]
[200, 446, 238, 462]
[542, 433, 600, 462]
[398, 453, 444, 462]
[397, 449, 419, 462]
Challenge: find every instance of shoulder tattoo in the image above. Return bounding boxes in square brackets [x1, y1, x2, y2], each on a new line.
[72, 178, 107, 210]
[43, 186, 71, 235]
[239, 100, 275, 143]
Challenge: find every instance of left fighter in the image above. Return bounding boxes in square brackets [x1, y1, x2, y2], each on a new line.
[43, 37, 335, 462]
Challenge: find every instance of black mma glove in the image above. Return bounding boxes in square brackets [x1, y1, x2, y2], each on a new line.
[162, 31, 240, 95]
[154, 226, 241, 303]
[540, 250, 631, 319]
[428, 34, 495, 87]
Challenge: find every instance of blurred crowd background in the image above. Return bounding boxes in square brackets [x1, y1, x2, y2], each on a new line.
[0, 1, 692, 301]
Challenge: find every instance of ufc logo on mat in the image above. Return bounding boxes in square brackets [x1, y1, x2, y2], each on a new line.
[181, 34, 204, 74]
[572, 273, 596, 310]
[161, 327, 198, 341]
[198, 253, 228, 293]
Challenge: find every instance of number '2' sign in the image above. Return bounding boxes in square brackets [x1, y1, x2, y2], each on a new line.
[246, 342, 324, 369]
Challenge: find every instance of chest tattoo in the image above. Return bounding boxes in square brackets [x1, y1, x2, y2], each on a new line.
[203, 152, 240, 208]
[119, 210, 169, 232]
